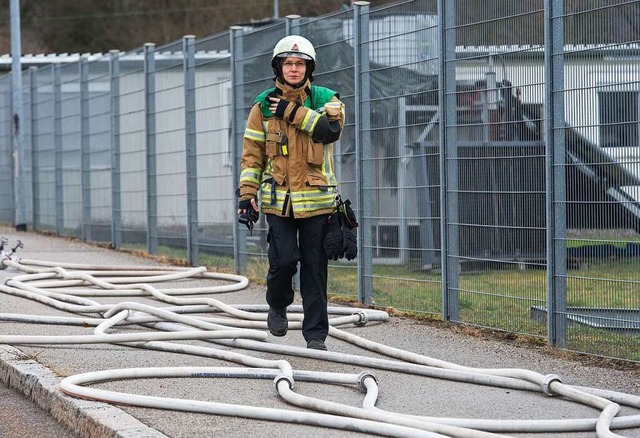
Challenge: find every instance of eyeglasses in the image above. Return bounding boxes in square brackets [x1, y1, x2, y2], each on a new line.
[282, 61, 306, 69]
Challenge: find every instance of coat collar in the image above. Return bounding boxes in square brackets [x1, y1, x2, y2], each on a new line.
[275, 78, 312, 104]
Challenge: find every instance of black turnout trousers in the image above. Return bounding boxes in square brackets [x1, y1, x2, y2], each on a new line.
[265, 213, 329, 342]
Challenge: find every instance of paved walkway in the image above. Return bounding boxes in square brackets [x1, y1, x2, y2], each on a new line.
[1, 225, 639, 438]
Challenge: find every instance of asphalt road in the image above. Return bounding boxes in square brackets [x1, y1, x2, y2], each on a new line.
[0, 384, 77, 438]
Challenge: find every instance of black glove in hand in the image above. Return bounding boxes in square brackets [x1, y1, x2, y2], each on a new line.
[238, 198, 252, 211]
[238, 198, 259, 232]
[342, 227, 357, 260]
[274, 99, 290, 118]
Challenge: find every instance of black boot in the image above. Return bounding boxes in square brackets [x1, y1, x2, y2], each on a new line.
[306, 339, 327, 351]
[267, 307, 288, 337]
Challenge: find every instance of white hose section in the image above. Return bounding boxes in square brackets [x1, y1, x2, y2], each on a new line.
[1, 257, 639, 438]
[275, 375, 510, 438]
[61, 369, 442, 438]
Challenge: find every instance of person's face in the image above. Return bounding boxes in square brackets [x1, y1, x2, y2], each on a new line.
[281, 56, 307, 86]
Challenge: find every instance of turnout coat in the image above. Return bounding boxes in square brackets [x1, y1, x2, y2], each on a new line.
[238, 78, 345, 219]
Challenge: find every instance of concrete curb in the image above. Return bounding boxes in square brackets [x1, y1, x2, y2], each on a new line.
[0, 344, 167, 438]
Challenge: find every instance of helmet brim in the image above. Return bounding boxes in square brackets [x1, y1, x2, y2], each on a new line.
[276, 52, 312, 61]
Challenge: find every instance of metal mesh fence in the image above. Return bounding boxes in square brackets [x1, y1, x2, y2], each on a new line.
[117, 48, 148, 250]
[0, 75, 13, 224]
[83, 54, 113, 242]
[0, 0, 638, 362]
[555, 0, 640, 359]
[192, 33, 233, 264]
[446, 2, 548, 335]
[30, 66, 55, 232]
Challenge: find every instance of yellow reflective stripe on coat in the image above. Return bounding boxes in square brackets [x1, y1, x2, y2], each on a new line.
[290, 189, 335, 211]
[321, 143, 337, 186]
[300, 110, 321, 134]
[244, 128, 265, 142]
[260, 184, 288, 211]
[240, 168, 261, 185]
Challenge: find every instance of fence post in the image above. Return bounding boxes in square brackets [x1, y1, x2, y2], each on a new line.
[286, 14, 300, 35]
[230, 26, 247, 274]
[53, 65, 64, 235]
[28, 67, 39, 230]
[438, 0, 460, 321]
[5, 79, 16, 228]
[544, 0, 567, 348]
[183, 35, 199, 266]
[80, 56, 91, 242]
[144, 42, 158, 255]
[109, 50, 122, 250]
[10, 0, 26, 231]
[354, 1, 373, 305]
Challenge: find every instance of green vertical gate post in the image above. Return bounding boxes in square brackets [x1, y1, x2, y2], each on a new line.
[110, 50, 122, 250]
[230, 26, 247, 274]
[183, 35, 199, 266]
[144, 43, 158, 255]
[28, 67, 39, 230]
[438, 0, 460, 321]
[354, 1, 373, 305]
[53, 65, 64, 235]
[544, 0, 567, 348]
[80, 56, 91, 242]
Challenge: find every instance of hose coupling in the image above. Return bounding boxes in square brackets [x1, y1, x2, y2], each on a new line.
[274, 374, 294, 391]
[353, 310, 368, 327]
[542, 374, 562, 396]
[357, 371, 378, 392]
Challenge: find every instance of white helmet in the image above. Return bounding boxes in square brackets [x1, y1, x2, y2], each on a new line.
[272, 35, 316, 62]
[271, 35, 316, 82]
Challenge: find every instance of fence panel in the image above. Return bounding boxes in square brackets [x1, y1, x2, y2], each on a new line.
[30, 66, 56, 232]
[446, 2, 549, 336]
[557, 1, 640, 361]
[359, 0, 443, 313]
[115, 49, 148, 250]
[56, 61, 83, 237]
[149, 40, 189, 259]
[83, 54, 114, 243]
[0, 75, 13, 224]
[191, 32, 233, 268]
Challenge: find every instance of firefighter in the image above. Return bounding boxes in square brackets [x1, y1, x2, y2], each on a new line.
[237, 35, 345, 351]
